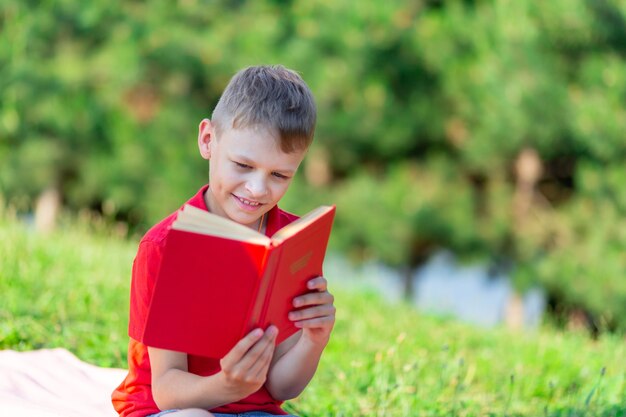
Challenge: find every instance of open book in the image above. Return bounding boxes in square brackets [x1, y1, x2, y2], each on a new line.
[141, 204, 336, 358]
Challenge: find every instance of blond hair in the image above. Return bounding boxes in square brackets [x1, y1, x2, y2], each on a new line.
[211, 65, 317, 153]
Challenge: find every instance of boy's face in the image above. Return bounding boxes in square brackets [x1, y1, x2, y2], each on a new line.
[198, 119, 306, 229]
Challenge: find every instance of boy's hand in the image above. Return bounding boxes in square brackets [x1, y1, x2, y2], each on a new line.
[218, 326, 278, 399]
[289, 276, 336, 345]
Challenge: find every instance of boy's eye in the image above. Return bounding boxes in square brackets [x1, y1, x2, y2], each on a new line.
[272, 172, 290, 180]
[234, 161, 251, 169]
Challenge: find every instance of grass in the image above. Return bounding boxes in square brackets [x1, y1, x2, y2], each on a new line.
[1, 211, 624, 416]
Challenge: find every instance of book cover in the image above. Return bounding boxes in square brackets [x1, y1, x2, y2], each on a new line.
[141, 205, 336, 358]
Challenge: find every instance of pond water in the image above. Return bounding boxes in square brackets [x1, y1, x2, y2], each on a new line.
[326, 250, 546, 329]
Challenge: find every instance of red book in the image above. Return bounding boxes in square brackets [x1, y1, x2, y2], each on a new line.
[141, 204, 336, 358]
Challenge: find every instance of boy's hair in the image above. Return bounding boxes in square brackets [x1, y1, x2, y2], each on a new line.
[211, 65, 317, 153]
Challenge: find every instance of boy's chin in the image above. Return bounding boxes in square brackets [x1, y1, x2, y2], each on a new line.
[226, 209, 263, 228]
[229, 200, 268, 222]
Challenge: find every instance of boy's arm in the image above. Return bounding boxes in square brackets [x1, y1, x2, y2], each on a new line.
[265, 276, 335, 400]
[149, 326, 278, 410]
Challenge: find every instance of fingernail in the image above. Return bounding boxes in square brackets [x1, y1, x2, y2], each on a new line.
[253, 328, 263, 337]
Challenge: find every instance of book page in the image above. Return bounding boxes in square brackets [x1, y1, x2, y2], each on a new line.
[271, 205, 334, 243]
[172, 204, 271, 245]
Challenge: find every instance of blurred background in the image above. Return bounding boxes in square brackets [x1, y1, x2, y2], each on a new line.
[1, 0, 625, 334]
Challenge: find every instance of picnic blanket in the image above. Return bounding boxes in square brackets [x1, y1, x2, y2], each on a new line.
[0, 348, 126, 417]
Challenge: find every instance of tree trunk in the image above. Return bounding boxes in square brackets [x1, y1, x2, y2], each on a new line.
[35, 187, 61, 234]
[304, 146, 332, 187]
[401, 265, 414, 301]
[513, 147, 542, 230]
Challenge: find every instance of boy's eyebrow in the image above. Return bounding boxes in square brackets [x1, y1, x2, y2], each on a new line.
[232, 154, 297, 174]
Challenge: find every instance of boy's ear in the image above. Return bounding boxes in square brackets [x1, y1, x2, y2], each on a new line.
[198, 118, 213, 160]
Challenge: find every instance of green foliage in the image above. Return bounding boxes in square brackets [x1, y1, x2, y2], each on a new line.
[2, 0, 626, 328]
[515, 162, 626, 331]
[1, 217, 625, 416]
[330, 160, 482, 267]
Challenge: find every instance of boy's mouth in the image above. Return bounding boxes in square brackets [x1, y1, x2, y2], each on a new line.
[233, 194, 263, 211]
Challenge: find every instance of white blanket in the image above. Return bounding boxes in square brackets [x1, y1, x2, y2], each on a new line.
[0, 348, 127, 417]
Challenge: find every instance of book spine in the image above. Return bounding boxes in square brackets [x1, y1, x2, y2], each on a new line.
[244, 245, 279, 333]
[257, 243, 284, 327]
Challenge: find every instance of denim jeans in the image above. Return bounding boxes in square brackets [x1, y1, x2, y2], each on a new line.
[148, 411, 298, 417]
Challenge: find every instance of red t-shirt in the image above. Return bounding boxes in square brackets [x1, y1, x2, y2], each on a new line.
[111, 185, 298, 417]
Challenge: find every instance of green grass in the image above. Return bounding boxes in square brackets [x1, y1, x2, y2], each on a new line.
[1, 212, 624, 417]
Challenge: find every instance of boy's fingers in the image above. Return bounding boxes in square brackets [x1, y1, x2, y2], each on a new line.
[289, 304, 336, 322]
[236, 326, 278, 370]
[307, 276, 327, 291]
[293, 291, 334, 308]
[249, 335, 276, 379]
[293, 315, 335, 329]
[221, 328, 264, 368]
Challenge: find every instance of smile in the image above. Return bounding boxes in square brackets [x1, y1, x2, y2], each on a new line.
[233, 195, 262, 208]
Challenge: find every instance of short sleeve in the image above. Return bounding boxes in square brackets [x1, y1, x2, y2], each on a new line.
[128, 240, 163, 341]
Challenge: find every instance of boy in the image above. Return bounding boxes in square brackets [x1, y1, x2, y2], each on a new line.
[112, 65, 336, 417]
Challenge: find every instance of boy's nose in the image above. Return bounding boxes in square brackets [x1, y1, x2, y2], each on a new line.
[245, 176, 268, 197]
